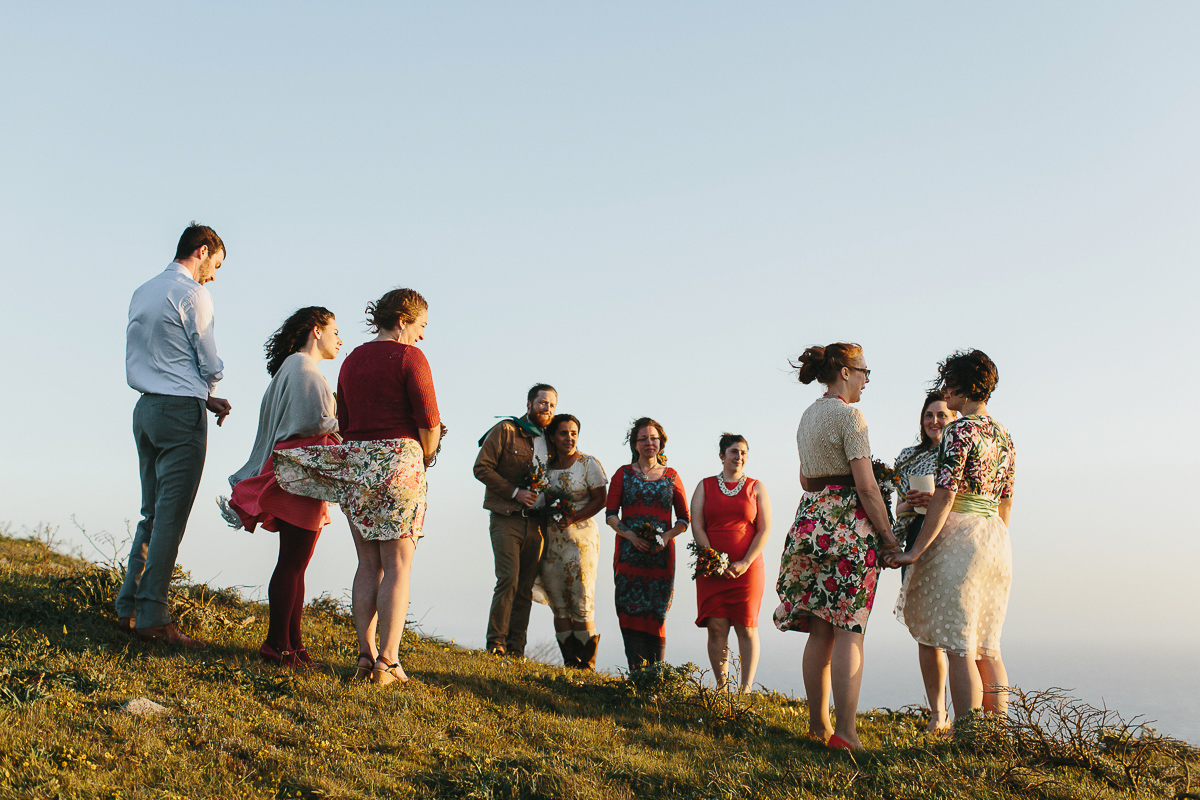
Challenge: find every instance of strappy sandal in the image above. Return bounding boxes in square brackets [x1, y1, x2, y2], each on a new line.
[353, 653, 375, 682]
[370, 657, 410, 687]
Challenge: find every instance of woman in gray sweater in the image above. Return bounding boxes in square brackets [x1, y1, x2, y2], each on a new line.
[221, 307, 342, 667]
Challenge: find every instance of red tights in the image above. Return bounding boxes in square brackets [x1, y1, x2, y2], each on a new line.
[266, 521, 320, 653]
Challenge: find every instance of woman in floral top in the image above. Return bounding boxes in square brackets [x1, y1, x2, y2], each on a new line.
[774, 343, 901, 751]
[606, 417, 690, 672]
[891, 391, 957, 731]
[891, 350, 1015, 722]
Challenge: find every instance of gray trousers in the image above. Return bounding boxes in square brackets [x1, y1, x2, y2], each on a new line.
[486, 512, 544, 656]
[115, 394, 207, 628]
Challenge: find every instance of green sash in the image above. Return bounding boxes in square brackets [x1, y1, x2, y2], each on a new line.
[951, 492, 1000, 518]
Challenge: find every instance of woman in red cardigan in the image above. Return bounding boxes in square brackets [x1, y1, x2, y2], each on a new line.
[274, 288, 442, 687]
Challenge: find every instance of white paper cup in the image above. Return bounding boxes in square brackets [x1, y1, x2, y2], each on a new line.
[908, 474, 935, 514]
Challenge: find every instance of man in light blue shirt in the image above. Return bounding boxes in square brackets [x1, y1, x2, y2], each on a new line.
[116, 222, 233, 647]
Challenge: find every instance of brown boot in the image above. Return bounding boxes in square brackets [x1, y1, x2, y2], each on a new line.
[558, 636, 581, 668]
[577, 634, 600, 670]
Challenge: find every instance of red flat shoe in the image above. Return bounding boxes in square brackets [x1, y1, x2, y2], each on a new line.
[292, 647, 326, 670]
[259, 642, 301, 667]
[827, 734, 859, 751]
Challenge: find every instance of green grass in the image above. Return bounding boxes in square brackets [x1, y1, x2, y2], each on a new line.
[0, 525, 1195, 799]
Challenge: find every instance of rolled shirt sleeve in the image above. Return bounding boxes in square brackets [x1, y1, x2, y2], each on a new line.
[183, 287, 224, 394]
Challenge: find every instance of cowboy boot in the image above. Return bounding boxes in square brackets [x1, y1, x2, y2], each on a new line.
[577, 634, 600, 670]
[558, 635, 581, 668]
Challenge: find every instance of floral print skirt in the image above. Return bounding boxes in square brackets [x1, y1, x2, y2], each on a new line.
[894, 511, 1011, 659]
[773, 486, 880, 635]
[273, 438, 427, 542]
[532, 518, 600, 623]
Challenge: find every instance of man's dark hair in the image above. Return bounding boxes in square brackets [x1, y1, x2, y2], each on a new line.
[527, 383, 557, 404]
[175, 221, 226, 261]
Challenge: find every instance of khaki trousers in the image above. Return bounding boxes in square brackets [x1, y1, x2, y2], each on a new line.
[486, 512, 544, 656]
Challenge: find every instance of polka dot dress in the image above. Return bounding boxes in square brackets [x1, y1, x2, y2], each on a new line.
[894, 511, 1011, 659]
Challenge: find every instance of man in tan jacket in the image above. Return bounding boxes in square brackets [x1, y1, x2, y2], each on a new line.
[473, 384, 557, 656]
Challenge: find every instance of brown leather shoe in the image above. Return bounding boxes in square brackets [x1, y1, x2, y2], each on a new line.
[116, 616, 136, 635]
[135, 622, 205, 649]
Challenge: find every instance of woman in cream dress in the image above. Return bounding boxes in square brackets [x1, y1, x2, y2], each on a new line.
[534, 414, 607, 668]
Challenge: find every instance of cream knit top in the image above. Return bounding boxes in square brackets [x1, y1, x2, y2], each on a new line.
[797, 396, 872, 478]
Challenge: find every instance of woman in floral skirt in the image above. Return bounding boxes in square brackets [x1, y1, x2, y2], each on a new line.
[890, 350, 1015, 722]
[606, 417, 689, 671]
[274, 288, 442, 687]
[774, 343, 901, 750]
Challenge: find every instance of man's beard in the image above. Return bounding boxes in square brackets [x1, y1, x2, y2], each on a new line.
[530, 410, 553, 429]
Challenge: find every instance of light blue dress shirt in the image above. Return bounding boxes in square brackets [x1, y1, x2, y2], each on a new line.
[126, 263, 224, 398]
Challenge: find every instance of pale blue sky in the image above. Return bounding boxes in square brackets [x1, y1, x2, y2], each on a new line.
[2, 3, 1198, 738]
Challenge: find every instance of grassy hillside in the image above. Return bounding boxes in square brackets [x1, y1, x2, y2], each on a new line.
[0, 526, 1195, 800]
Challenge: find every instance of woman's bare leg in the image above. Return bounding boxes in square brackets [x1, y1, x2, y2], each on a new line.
[706, 618, 732, 690]
[802, 619, 835, 740]
[977, 657, 1008, 716]
[830, 628, 865, 748]
[918, 643, 950, 731]
[948, 652, 984, 719]
[348, 516, 381, 664]
[375, 536, 417, 675]
[733, 624, 760, 694]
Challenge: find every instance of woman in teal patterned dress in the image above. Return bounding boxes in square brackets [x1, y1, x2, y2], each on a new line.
[890, 350, 1015, 722]
[605, 417, 689, 671]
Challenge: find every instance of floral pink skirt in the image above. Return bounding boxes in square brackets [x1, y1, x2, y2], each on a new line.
[273, 438, 427, 542]
[773, 485, 880, 635]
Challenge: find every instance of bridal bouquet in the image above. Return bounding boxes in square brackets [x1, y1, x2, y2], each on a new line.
[520, 458, 548, 494]
[545, 486, 576, 526]
[626, 520, 666, 548]
[687, 540, 731, 579]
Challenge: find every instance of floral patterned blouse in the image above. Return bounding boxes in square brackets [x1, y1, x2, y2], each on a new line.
[936, 415, 1015, 500]
[893, 445, 938, 499]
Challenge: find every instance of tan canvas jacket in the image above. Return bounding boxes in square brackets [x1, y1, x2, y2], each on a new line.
[473, 419, 536, 514]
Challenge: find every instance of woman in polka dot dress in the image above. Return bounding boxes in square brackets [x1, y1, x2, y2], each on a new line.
[891, 350, 1015, 722]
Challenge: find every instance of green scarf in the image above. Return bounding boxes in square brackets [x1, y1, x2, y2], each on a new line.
[478, 416, 543, 446]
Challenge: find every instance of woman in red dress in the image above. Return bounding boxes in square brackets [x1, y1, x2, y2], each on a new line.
[690, 434, 773, 693]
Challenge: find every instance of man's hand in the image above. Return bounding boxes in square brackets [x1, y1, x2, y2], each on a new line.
[515, 489, 539, 508]
[206, 396, 232, 426]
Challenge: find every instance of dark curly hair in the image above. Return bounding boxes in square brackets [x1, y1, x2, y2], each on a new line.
[626, 417, 668, 465]
[718, 433, 748, 456]
[366, 288, 427, 333]
[264, 306, 335, 376]
[792, 342, 863, 385]
[935, 349, 998, 402]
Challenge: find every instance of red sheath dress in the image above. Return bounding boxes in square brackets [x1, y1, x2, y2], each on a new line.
[695, 476, 764, 628]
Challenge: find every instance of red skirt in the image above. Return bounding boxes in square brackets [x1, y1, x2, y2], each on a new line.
[230, 433, 337, 533]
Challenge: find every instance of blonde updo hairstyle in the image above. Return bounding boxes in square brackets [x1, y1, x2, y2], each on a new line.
[366, 288, 427, 333]
[792, 342, 863, 386]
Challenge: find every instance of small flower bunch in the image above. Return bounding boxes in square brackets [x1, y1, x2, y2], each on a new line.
[520, 458, 548, 493]
[545, 487, 576, 526]
[626, 520, 666, 548]
[871, 458, 899, 526]
[687, 540, 731, 579]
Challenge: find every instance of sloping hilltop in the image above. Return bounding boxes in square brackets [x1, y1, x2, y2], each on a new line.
[0, 529, 1195, 800]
